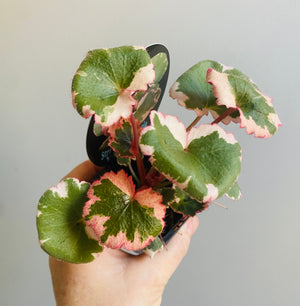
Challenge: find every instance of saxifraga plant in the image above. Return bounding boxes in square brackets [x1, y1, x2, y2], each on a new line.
[37, 45, 281, 263]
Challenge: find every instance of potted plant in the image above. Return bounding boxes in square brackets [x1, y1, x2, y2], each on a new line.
[36, 44, 281, 263]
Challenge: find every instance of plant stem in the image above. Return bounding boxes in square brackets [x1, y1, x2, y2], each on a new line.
[130, 114, 146, 186]
[187, 115, 203, 132]
[211, 107, 236, 125]
[128, 161, 140, 185]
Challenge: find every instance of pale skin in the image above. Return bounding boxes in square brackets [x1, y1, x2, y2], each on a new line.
[49, 160, 199, 306]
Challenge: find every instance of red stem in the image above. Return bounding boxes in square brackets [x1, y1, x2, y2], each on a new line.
[130, 114, 146, 186]
[211, 107, 236, 125]
[187, 115, 203, 132]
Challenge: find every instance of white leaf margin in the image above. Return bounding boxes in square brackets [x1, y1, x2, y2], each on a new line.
[206, 68, 282, 138]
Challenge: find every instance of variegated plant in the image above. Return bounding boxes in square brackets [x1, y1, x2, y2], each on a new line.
[37, 45, 281, 263]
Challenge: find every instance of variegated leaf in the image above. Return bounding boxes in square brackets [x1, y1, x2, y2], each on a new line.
[143, 236, 164, 258]
[108, 118, 137, 160]
[134, 84, 161, 122]
[93, 121, 102, 137]
[151, 52, 168, 83]
[169, 60, 240, 124]
[72, 46, 155, 127]
[83, 170, 166, 250]
[36, 178, 103, 263]
[207, 67, 281, 138]
[140, 111, 242, 203]
[169, 186, 210, 216]
[225, 182, 241, 200]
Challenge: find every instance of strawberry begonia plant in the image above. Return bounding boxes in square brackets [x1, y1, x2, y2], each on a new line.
[37, 45, 281, 263]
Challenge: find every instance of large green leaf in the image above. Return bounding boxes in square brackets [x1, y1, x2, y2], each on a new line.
[169, 60, 240, 123]
[72, 46, 155, 127]
[140, 111, 242, 203]
[207, 67, 281, 138]
[37, 178, 103, 263]
[83, 170, 166, 250]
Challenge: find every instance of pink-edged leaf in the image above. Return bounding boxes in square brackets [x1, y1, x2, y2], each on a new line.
[72, 46, 155, 127]
[207, 67, 281, 138]
[108, 118, 139, 160]
[134, 84, 161, 122]
[83, 170, 166, 251]
[140, 111, 242, 203]
[169, 60, 240, 123]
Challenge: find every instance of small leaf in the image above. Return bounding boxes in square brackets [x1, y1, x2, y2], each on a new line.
[93, 122, 102, 137]
[83, 170, 166, 250]
[72, 46, 155, 127]
[134, 84, 161, 122]
[140, 111, 242, 203]
[170, 187, 210, 216]
[143, 236, 164, 258]
[151, 52, 168, 83]
[207, 67, 281, 138]
[158, 187, 175, 206]
[115, 154, 131, 166]
[36, 178, 103, 263]
[108, 118, 137, 160]
[225, 182, 241, 200]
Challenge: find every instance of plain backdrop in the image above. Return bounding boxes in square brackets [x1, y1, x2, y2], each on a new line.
[1, 0, 299, 305]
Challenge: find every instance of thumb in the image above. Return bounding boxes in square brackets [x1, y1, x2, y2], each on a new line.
[148, 215, 199, 279]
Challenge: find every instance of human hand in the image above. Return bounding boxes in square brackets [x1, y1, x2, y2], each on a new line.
[49, 161, 199, 306]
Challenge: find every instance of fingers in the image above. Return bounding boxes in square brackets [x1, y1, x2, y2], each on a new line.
[140, 215, 199, 279]
[62, 160, 103, 182]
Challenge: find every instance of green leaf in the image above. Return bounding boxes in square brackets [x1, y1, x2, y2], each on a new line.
[83, 170, 166, 250]
[36, 178, 103, 263]
[108, 118, 136, 160]
[143, 236, 164, 257]
[72, 46, 155, 127]
[225, 182, 241, 200]
[140, 111, 242, 203]
[170, 187, 210, 216]
[134, 84, 161, 122]
[151, 52, 168, 83]
[169, 60, 239, 123]
[207, 67, 281, 138]
[93, 121, 102, 137]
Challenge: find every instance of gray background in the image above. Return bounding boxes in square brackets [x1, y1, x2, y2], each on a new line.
[1, 0, 299, 305]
